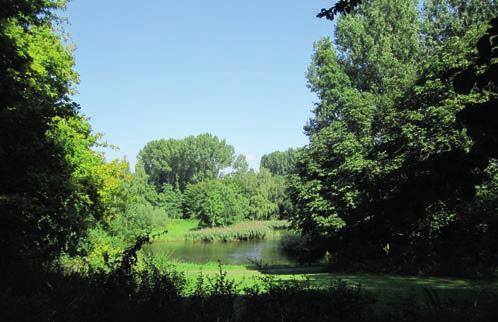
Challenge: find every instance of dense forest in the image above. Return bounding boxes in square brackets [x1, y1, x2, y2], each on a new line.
[1, 0, 497, 321]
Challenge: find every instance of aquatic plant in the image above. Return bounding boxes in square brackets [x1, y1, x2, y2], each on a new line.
[185, 220, 288, 242]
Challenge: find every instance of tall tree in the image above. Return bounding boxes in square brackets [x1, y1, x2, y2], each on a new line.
[291, 0, 420, 239]
[0, 0, 84, 272]
[421, 0, 498, 54]
[138, 134, 235, 191]
[260, 148, 298, 176]
[292, 0, 498, 275]
[232, 154, 249, 174]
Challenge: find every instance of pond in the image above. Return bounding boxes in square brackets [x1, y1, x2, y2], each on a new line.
[145, 237, 298, 266]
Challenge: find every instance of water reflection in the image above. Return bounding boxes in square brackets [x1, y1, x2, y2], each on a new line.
[145, 238, 297, 266]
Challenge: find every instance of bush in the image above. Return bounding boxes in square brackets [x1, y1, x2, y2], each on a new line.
[279, 232, 326, 264]
[188, 264, 239, 321]
[156, 184, 183, 219]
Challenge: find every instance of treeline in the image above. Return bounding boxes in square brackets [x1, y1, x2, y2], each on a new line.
[136, 135, 297, 227]
[289, 0, 498, 277]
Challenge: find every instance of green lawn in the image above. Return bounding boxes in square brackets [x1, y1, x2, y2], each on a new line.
[157, 260, 498, 292]
[165, 261, 498, 309]
[151, 219, 199, 241]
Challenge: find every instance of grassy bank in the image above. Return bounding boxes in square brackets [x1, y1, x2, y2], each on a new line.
[152, 219, 288, 242]
[185, 220, 288, 242]
[151, 219, 199, 241]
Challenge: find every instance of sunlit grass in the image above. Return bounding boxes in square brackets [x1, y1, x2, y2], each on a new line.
[151, 219, 199, 241]
[145, 256, 498, 298]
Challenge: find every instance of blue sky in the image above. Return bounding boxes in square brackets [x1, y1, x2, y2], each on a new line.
[65, 0, 335, 170]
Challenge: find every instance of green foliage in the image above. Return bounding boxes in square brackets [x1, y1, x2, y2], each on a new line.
[156, 183, 183, 219]
[138, 137, 295, 226]
[189, 263, 238, 321]
[3, 1, 497, 319]
[228, 168, 293, 220]
[71, 159, 186, 271]
[242, 278, 376, 322]
[232, 154, 249, 174]
[47, 116, 131, 219]
[3, 259, 498, 321]
[138, 133, 235, 191]
[335, 0, 419, 99]
[184, 179, 248, 227]
[260, 148, 298, 176]
[421, 0, 498, 55]
[290, 0, 498, 275]
[0, 0, 79, 270]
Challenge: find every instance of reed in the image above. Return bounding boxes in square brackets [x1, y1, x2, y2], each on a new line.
[185, 220, 288, 242]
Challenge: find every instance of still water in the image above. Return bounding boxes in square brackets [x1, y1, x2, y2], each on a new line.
[145, 238, 297, 266]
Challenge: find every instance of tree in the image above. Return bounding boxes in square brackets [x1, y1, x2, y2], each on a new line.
[260, 148, 298, 176]
[0, 0, 148, 276]
[156, 184, 184, 219]
[291, 0, 498, 275]
[227, 168, 292, 220]
[184, 179, 248, 227]
[0, 0, 88, 272]
[291, 0, 420, 237]
[421, 0, 498, 55]
[138, 134, 235, 191]
[232, 154, 249, 174]
[358, 16, 498, 274]
[453, 16, 498, 161]
[47, 116, 140, 271]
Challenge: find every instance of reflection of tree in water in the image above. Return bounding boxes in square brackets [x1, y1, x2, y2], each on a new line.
[147, 238, 297, 266]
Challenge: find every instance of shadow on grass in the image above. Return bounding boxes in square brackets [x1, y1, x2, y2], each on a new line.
[245, 261, 498, 309]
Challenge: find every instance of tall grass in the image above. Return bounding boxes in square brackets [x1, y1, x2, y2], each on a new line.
[185, 220, 288, 242]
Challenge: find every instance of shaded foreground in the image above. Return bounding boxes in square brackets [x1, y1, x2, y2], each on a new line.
[3, 260, 498, 322]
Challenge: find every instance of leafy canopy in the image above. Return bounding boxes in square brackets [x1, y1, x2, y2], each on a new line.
[138, 134, 235, 192]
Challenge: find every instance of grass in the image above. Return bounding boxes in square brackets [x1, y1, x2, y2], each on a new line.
[172, 262, 497, 289]
[151, 219, 199, 241]
[159, 260, 498, 310]
[148, 219, 498, 309]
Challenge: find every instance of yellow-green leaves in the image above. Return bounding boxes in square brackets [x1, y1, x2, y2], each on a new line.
[5, 20, 77, 100]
